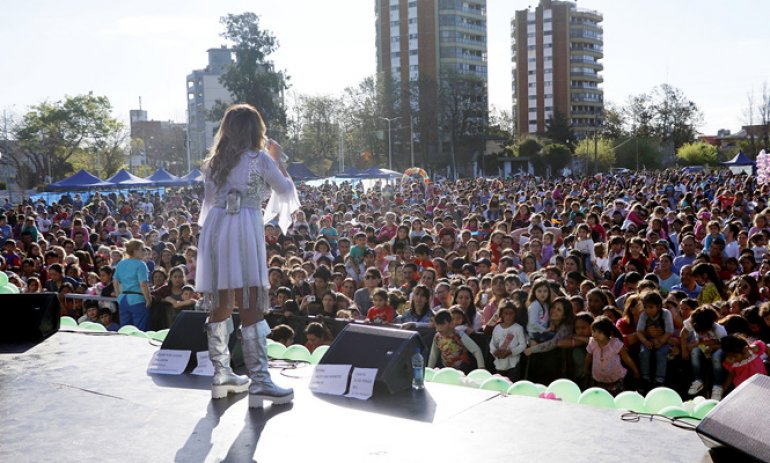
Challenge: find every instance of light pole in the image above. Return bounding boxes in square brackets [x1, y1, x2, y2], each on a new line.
[381, 116, 401, 170]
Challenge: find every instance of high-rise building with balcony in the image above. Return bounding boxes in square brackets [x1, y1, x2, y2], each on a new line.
[511, 0, 603, 140]
[376, 0, 488, 174]
[186, 47, 234, 162]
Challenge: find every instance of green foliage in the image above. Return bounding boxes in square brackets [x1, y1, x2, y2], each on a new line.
[12, 92, 124, 186]
[540, 143, 572, 173]
[575, 137, 615, 172]
[676, 141, 718, 166]
[613, 137, 663, 170]
[623, 84, 703, 151]
[514, 137, 542, 158]
[212, 13, 288, 129]
[544, 111, 576, 150]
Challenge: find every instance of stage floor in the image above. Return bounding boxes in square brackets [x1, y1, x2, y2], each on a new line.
[0, 331, 732, 463]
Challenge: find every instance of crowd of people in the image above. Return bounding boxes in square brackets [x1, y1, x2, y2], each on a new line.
[1, 168, 769, 400]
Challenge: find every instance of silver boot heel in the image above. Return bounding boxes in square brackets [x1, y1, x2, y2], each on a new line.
[206, 318, 249, 399]
[241, 320, 294, 408]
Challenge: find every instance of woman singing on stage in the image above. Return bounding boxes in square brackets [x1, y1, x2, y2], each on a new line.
[196, 103, 299, 407]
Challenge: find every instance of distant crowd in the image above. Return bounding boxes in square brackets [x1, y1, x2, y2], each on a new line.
[1, 168, 769, 399]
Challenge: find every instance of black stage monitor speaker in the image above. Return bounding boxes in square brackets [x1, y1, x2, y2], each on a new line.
[696, 374, 770, 461]
[0, 293, 60, 343]
[161, 310, 242, 372]
[319, 323, 425, 394]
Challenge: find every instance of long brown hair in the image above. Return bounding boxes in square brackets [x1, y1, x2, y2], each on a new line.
[204, 104, 266, 189]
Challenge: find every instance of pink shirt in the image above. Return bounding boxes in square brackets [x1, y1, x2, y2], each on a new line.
[587, 337, 627, 383]
[724, 341, 767, 387]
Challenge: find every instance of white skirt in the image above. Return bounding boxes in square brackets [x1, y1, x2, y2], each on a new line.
[195, 207, 269, 294]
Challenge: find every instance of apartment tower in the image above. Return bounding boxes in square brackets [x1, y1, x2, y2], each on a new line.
[511, 0, 603, 140]
[376, 0, 487, 173]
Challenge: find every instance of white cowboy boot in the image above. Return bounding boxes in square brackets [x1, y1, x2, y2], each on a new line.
[241, 320, 294, 408]
[206, 317, 249, 399]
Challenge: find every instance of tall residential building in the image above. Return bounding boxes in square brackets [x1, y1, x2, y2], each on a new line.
[511, 0, 603, 140]
[186, 47, 234, 162]
[375, 0, 488, 174]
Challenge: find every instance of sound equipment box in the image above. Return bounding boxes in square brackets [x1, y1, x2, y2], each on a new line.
[319, 323, 425, 394]
[696, 374, 770, 461]
[161, 310, 242, 372]
[0, 293, 60, 343]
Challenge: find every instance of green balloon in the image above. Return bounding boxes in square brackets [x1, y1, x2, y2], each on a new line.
[614, 391, 646, 412]
[118, 325, 139, 334]
[0, 285, 15, 294]
[59, 316, 78, 328]
[534, 384, 548, 394]
[129, 330, 149, 338]
[578, 387, 616, 409]
[431, 368, 464, 385]
[658, 406, 690, 418]
[644, 387, 683, 414]
[480, 377, 511, 393]
[507, 381, 540, 398]
[283, 345, 312, 362]
[547, 379, 581, 403]
[467, 369, 493, 384]
[692, 399, 720, 419]
[267, 342, 287, 359]
[3, 283, 19, 293]
[310, 345, 329, 365]
[424, 367, 436, 382]
[0, 272, 8, 286]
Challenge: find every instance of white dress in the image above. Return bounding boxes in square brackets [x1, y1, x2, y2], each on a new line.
[195, 150, 299, 309]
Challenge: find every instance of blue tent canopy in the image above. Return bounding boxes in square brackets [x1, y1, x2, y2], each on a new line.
[105, 168, 153, 187]
[180, 168, 203, 184]
[337, 167, 363, 178]
[287, 162, 319, 180]
[362, 167, 401, 179]
[720, 151, 755, 166]
[145, 168, 184, 186]
[46, 169, 113, 191]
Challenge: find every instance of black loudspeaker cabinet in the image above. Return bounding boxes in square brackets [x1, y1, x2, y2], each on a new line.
[0, 293, 60, 343]
[319, 323, 425, 394]
[696, 374, 770, 462]
[160, 310, 242, 372]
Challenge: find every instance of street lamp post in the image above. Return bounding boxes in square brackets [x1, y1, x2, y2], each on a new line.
[381, 116, 401, 170]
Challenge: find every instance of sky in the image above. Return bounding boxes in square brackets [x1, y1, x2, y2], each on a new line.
[1, 0, 769, 135]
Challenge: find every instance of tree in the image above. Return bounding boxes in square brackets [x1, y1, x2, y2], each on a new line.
[543, 110, 576, 150]
[438, 71, 487, 178]
[742, 89, 758, 157]
[294, 94, 342, 174]
[340, 75, 388, 167]
[601, 102, 627, 141]
[575, 137, 614, 173]
[654, 84, 704, 151]
[676, 141, 717, 166]
[613, 137, 663, 170]
[12, 93, 123, 186]
[539, 143, 572, 175]
[758, 81, 770, 151]
[211, 13, 289, 132]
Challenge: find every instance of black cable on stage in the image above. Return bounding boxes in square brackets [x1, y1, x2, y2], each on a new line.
[620, 411, 699, 431]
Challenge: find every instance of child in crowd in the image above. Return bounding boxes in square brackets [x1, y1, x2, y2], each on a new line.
[304, 322, 332, 353]
[526, 279, 552, 342]
[692, 263, 726, 306]
[319, 216, 338, 254]
[574, 223, 596, 277]
[721, 335, 767, 391]
[428, 309, 485, 374]
[586, 315, 640, 395]
[570, 311, 594, 389]
[682, 306, 727, 399]
[489, 300, 527, 381]
[269, 324, 295, 347]
[98, 307, 119, 332]
[636, 291, 674, 389]
[365, 288, 394, 324]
